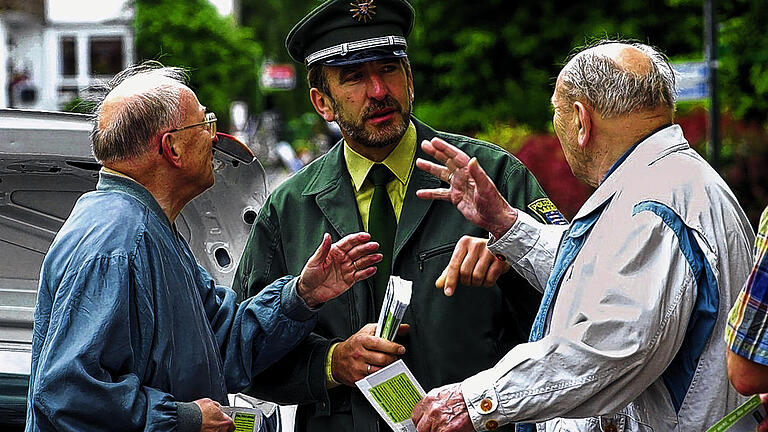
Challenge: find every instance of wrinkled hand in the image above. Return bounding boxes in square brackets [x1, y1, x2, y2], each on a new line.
[411, 384, 473, 432]
[298, 232, 382, 308]
[436, 236, 511, 296]
[416, 137, 518, 239]
[194, 398, 235, 432]
[332, 323, 409, 386]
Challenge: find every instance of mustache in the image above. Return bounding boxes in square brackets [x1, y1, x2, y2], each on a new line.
[362, 96, 402, 120]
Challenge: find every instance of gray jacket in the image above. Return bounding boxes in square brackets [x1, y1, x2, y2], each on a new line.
[462, 125, 754, 431]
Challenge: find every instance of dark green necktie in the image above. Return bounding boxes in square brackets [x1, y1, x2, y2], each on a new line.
[367, 164, 396, 313]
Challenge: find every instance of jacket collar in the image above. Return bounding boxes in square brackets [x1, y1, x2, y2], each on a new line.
[572, 124, 689, 221]
[301, 142, 363, 239]
[97, 169, 171, 226]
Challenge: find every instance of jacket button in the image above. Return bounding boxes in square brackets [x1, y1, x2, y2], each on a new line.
[485, 420, 499, 430]
[605, 424, 617, 432]
[479, 398, 493, 413]
[494, 253, 506, 262]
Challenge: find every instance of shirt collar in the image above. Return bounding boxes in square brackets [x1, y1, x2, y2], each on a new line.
[602, 123, 674, 183]
[97, 167, 171, 226]
[344, 121, 416, 192]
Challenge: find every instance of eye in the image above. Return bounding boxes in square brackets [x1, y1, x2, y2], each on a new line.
[381, 64, 398, 73]
[341, 71, 364, 83]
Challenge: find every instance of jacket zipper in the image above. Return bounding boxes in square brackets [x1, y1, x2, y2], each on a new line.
[418, 244, 455, 270]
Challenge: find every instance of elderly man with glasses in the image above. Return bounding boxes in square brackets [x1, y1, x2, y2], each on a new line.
[25, 63, 383, 432]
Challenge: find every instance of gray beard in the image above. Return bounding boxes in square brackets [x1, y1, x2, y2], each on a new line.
[332, 96, 412, 149]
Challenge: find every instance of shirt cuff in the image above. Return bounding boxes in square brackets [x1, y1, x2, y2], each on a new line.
[176, 401, 202, 432]
[461, 370, 508, 432]
[280, 277, 318, 322]
[325, 342, 342, 388]
[487, 211, 541, 264]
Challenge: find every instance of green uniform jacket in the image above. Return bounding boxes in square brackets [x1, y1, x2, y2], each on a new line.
[234, 119, 556, 432]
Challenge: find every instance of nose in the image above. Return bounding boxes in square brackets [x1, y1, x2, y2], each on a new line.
[366, 72, 387, 100]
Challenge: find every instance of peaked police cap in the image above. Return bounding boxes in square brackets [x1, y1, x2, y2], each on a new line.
[286, 0, 415, 67]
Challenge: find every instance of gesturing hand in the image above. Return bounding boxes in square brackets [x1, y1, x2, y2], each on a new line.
[332, 323, 409, 386]
[411, 384, 473, 432]
[194, 398, 235, 432]
[298, 232, 382, 308]
[436, 236, 511, 296]
[415, 137, 518, 239]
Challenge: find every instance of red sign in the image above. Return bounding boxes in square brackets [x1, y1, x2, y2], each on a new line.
[260, 63, 296, 90]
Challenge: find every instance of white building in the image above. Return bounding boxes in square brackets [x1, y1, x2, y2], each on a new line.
[1, 0, 236, 111]
[1, 0, 134, 110]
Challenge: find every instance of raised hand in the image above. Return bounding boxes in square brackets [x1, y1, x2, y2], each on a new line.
[436, 236, 511, 296]
[415, 137, 518, 239]
[331, 323, 409, 386]
[298, 232, 382, 308]
[194, 398, 235, 432]
[411, 384, 473, 432]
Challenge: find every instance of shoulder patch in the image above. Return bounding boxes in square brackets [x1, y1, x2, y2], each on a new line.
[527, 198, 568, 225]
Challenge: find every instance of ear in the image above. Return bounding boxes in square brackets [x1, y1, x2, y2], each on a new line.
[573, 101, 591, 149]
[159, 133, 182, 168]
[310, 88, 335, 122]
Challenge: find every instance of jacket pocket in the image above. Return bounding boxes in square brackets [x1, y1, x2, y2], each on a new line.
[417, 243, 455, 271]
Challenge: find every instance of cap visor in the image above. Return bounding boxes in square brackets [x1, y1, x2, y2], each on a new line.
[320, 49, 407, 66]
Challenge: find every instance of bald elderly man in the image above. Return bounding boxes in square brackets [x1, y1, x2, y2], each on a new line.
[25, 63, 382, 432]
[411, 40, 754, 431]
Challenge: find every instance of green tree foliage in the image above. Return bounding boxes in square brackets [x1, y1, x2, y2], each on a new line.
[407, 0, 703, 132]
[238, 0, 768, 132]
[134, 0, 264, 127]
[239, 0, 323, 121]
[719, 0, 768, 124]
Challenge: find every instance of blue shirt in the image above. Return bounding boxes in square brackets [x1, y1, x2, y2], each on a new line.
[26, 172, 317, 431]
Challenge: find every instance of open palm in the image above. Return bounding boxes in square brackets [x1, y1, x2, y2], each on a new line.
[415, 137, 517, 238]
[298, 232, 381, 308]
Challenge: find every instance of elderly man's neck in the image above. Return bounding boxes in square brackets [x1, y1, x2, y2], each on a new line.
[104, 158, 193, 223]
[587, 108, 674, 186]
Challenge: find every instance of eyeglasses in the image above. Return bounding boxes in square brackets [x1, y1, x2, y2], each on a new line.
[169, 112, 217, 138]
[160, 112, 217, 155]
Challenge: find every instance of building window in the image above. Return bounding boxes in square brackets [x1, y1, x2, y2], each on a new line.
[89, 37, 123, 76]
[60, 37, 76, 77]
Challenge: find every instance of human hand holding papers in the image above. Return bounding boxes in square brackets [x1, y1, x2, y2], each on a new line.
[356, 360, 426, 432]
[220, 407, 264, 432]
[356, 276, 422, 432]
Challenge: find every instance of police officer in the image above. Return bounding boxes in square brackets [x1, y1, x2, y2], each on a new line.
[234, 1, 564, 431]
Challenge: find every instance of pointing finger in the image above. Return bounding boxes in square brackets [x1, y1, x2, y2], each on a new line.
[444, 241, 468, 296]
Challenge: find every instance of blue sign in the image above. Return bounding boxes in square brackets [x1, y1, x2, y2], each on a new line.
[673, 61, 709, 101]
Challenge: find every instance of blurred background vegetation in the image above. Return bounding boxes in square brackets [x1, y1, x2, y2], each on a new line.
[131, 0, 768, 223]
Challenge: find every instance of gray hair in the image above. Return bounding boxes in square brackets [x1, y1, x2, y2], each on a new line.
[90, 61, 189, 163]
[558, 40, 676, 118]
